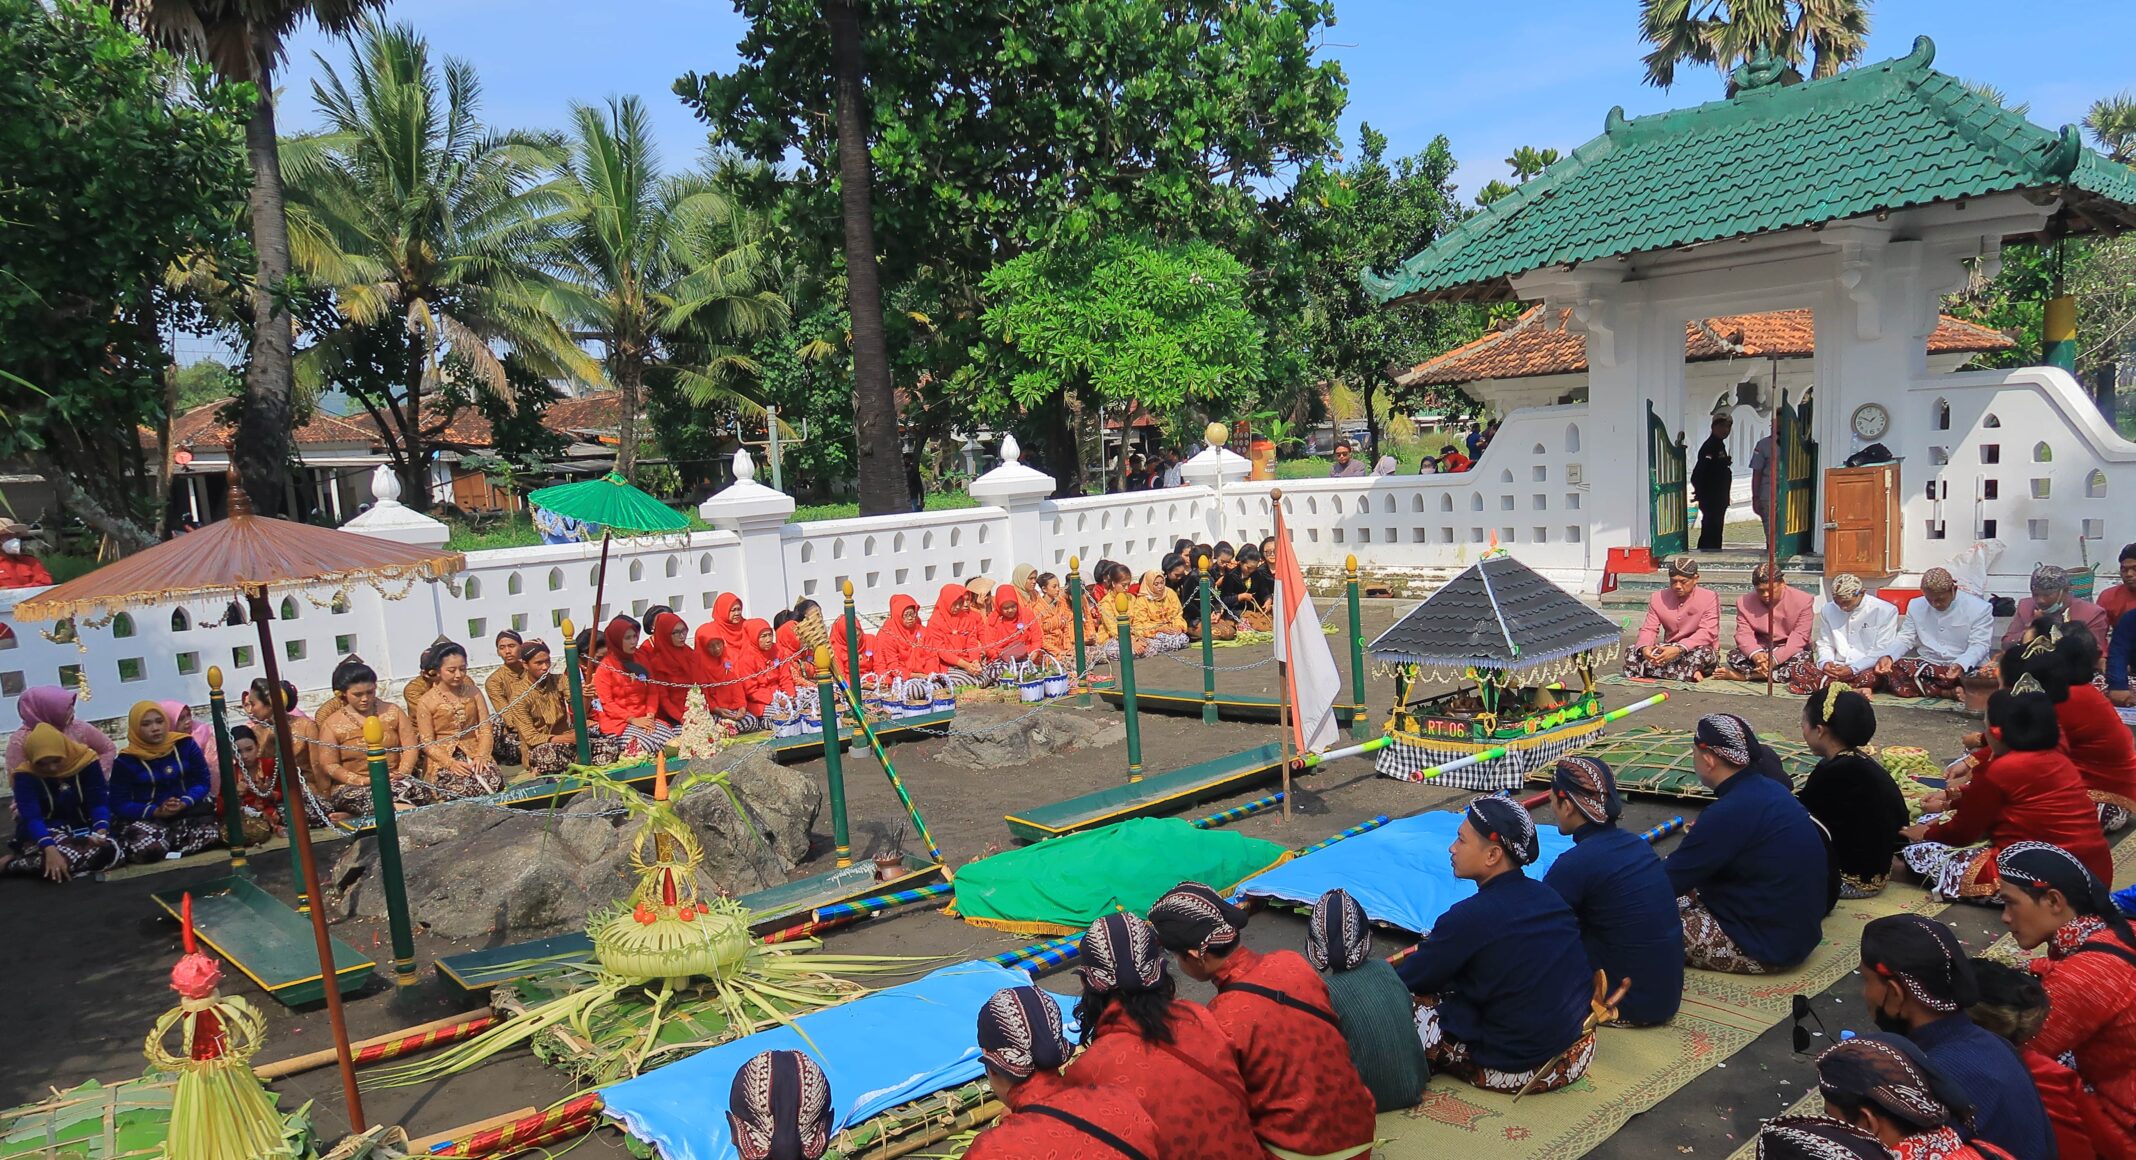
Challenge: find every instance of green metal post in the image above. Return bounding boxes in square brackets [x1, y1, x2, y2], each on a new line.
[815, 646, 851, 867]
[1115, 591, 1142, 782]
[205, 668, 249, 877]
[1197, 556, 1217, 724]
[1346, 554, 1368, 739]
[363, 716, 418, 988]
[562, 618, 592, 765]
[1067, 555, 1090, 706]
[841, 581, 863, 705]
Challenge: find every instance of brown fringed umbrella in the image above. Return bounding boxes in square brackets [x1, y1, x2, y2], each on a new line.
[13, 487, 464, 1132]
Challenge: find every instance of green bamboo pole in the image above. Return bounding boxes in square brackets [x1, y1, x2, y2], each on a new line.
[1346, 553, 1368, 740]
[1067, 555, 1089, 706]
[814, 646, 852, 868]
[561, 617, 591, 765]
[1198, 555, 1217, 724]
[204, 667, 249, 877]
[831, 674, 946, 871]
[363, 716, 418, 988]
[1115, 591, 1142, 782]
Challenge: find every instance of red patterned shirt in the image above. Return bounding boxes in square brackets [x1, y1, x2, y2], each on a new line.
[1066, 1000, 1263, 1160]
[964, 1069, 1160, 1160]
[1207, 947, 1378, 1155]
[2031, 918, 2136, 1150]
[1893, 1126, 2014, 1159]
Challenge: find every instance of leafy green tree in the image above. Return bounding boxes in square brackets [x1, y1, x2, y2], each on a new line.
[124, 0, 385, 517]
[281, 21, 595, 508]
[2087, 92, 2136, 165]
[1506, 145, 1561, 182]
[1638, 0, 1869, 91]
[0, 0, 252, 549]
[173, 360, 243, 411]
[1475, 179, 1517, 206]
[546, 97, 789, 481]
[1298, 126, 1492, 460]
[677, 0, 1348, 502]
[977, 236, 1265, 464]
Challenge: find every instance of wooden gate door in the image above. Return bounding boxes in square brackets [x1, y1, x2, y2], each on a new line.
[1648, 400, 1687, 557]
[1823, 463, 1899, 576]
[1775, 390, 1818, 558]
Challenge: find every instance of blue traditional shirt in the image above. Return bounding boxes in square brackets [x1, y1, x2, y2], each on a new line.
[1663, 766, 1829, 968]
[11, 765, 112, 848]
[1543, 822, 1685, 1026]
[1394, 868, 1592, 1072]
[1911, 1015, 2059, 1160]
[107, 738, 212, 823]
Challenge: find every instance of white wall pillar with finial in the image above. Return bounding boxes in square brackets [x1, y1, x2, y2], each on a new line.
[1177, 422, 1251, 546]
[340, 464, 450, 548]
[967, 433, 1057, 572]
[698, 447, 797, 612]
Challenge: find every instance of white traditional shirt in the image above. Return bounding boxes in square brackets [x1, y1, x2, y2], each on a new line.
[1882, 591, 1996, 670]
[1814, 595, 1899, 668]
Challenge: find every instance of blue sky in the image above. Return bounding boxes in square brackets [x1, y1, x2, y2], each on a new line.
[275, 0, 2134, 207]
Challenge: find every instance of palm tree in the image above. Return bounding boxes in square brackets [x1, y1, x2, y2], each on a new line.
[280, 21, 597, 507]
[1638, 0, 1868, 91]
[1506, 146, 1562, 183]
[546, 97, 789, 480]
[824, 0, 906, 515]
[2087, 92, 2136, 165]
[120, 0, 386, 517]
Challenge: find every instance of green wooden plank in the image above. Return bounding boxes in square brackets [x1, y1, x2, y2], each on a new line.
[152, 877, 372, 1007]
[1004, 743, 1289, 843]
[1096, 687, 1361, 725]
[435, 931, 594, 991]
[767, 710, 954, 764]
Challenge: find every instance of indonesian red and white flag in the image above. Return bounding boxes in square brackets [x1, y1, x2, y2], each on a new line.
[1271, 507, 1342, 756]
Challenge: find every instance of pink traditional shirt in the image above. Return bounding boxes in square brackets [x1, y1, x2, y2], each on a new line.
[1635, 586, 1720, 650]
[1734, 586, 1816, 664]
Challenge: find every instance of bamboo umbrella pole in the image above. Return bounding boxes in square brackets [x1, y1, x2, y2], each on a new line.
[248, 589, 364, 1131]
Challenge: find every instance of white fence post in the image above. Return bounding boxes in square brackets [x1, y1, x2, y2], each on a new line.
[697, 448, 797, 615]
[966, 434, 1057, 574]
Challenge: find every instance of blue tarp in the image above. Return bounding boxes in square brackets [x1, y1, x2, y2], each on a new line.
[601, 963, 1073, 1160]
[1238, 810, 1575, 933]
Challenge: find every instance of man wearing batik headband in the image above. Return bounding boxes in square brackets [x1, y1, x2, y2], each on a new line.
[1064, 913, 1261, 1160]
[1625, 556, 1722, 681]
[1667, 714, 1830, 974]
[1396, 795, 1595, 1095]
[1541, 757, 1684, 1026]
[1995, 842, 2136, 1145]
[1753, 1115, 1896, 1160]
[1148, 883, 1375, 1157]
[966, 986, 1160, 1160]
[1306, 889, 1429, 1112]
[1716, 563, 1817, 684]
[1878, 567, 1997, 699]
[1859, 915, 2057, 1160]
[1803, 573, 1901, 694]
[2004, 562, 2111, 650]
[1814, 1034, 2009, 1159]
[725, 1049, 834, 1160]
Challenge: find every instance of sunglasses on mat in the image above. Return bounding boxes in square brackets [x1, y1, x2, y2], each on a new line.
[1791, 993, 1832, 1054]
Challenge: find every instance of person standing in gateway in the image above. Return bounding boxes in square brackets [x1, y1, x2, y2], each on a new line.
[1691, 414, 1735, 551]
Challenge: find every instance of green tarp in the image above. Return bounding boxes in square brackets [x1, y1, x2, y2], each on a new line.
[948, 817, 1289, 935]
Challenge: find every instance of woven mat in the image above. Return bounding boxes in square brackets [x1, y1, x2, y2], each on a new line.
[1530, 727, 1818, 798]
[1373, 884, 1949, 1160]
[1598, 672, 1969, 714]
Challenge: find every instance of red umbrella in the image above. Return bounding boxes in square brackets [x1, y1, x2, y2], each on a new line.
[14, 486, 464, 1131]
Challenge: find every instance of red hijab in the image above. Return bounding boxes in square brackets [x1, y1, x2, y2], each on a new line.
[637, 612, 700, 721]
[989, 585, 1044, 662]
[705, 592, 752, 653]
[829, 616, 873, 680]
[921, 583, 978, 665]
[692, 621, 747, 712]
[874, 593, 931, 679]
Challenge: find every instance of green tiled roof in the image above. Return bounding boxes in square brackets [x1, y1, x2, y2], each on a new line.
[1365, 37, 2136, 305]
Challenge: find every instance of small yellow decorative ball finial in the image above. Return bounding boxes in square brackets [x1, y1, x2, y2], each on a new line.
[1068, 555, 1080, 572]
[1199, 554, 1211, 573]
[1204, 421, 1229, 446]
[841, 579, 855, 601]
[206, 665, 224, 692]
[814, 644, 833, 671]
[1114, 591, 1131, 615]
[1271, 487, 1284, 501]
[362, 715, 384, 747]
[561, 617, 577, 638]
[1346, 553, 1358, 574]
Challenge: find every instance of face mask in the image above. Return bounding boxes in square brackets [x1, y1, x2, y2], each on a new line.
[1871, 1007, 1912, 1035]
[3, 539, 20, 555]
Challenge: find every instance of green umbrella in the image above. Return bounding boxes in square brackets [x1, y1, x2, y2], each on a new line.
[529, 471, 691, 643]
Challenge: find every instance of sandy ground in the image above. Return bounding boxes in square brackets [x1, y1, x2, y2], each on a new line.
[1, 598, 2109, 1158]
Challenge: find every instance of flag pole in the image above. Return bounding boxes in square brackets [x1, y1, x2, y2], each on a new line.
[1273, 489, 1294, 824]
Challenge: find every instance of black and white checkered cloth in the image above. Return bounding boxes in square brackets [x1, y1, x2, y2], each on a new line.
[1374, 719, 1607, 791]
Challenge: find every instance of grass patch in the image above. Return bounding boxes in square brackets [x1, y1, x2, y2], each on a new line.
[790, 491, 977, 523]
[442, 509, 715, 552]
[1274, 457, 1335, 480]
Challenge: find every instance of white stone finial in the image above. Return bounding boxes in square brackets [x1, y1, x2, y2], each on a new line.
[370, 464, 402, 506]
[1000, 433, 1021, 465]
[733, 446, 757, 483]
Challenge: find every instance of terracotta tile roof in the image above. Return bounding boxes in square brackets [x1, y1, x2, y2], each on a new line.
[163, 402, 383, 450]
[1400, 306, 2012, 387]
[154, 391, 638, 455]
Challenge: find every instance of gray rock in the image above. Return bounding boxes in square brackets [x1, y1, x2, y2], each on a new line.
[933, 706, 1123, 771]
[328, 753, 821, 943]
